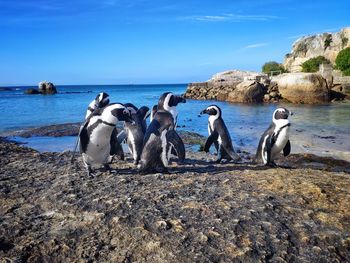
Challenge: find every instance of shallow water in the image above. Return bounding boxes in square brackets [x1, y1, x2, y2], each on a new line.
[1, 85, 349, 160]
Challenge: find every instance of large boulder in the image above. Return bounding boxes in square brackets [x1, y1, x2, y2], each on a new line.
[227, 81, 266, 103]
[38, 81, 57, 94]
[273, 73, 329, 103]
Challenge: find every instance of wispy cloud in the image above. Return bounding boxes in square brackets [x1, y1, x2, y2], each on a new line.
[180, 13, 281, 22]
[244, 43, 269, 49]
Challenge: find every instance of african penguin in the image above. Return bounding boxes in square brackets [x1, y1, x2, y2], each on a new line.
[139, 110, 185, 174]
[123, 103, 150, 165]
[200, 105, 241, 163]
[157, 92, 186, 127]
[255, 107, 292, 167]
[156, 92, 186, 162]
[85, 92, 110, 119]
[150, 105, 158, 122]
[79, 103, 134, 176]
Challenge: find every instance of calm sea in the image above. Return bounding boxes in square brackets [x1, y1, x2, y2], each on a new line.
[1, 84, 349, 158]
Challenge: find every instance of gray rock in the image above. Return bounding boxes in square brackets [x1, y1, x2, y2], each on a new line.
[227, 81, 266, 103]
[38, 81, 57, 94]
[272, 73, 329, 104]
[24, 88, 40, 95]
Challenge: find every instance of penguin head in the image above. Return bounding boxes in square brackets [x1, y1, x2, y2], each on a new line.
[137, 106, 150, 120]
[200, 105, 222, 118]
[102, 103, 134, 125]
[158, 92, 186, 111]
[273, 107, 291, 122]
[95, 92, 110, 109]
[124, 103, 138, 115]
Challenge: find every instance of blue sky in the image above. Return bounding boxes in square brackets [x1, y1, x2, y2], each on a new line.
[0, 0, 349, 85]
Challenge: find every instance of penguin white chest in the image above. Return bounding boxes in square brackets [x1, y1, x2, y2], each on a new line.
[208, 116, 222, 144]
[272, 125, 290, 154]
[86, 125, 113, 165]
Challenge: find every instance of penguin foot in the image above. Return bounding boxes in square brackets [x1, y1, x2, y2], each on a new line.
[267, 162, 278, 168]
[102, 164, 112, 173]
[85, 165, 95, 177]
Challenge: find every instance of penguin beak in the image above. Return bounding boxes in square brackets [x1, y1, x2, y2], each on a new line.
[200, 109, 208, 115]
[176, 96, 186, 104]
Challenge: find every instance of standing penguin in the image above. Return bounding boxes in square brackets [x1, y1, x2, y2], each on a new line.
[123, 103, 150, 165]
[156, 92, 186, 162]
[72, 92, 114, 162]
[255, 107, 292, 167]
[150, 105, 158, 122]
[79, 103, 134, 176]
[85, 92, 110, 118]
[139, 111, 185, 174]
[200, 105, 241, 163]
[157, 92, 186, 127]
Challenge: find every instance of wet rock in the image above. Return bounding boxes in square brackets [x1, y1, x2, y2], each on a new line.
[38, 81, 57, 95]
[24, 88, 41, 95]
[1, 139, 350, 262]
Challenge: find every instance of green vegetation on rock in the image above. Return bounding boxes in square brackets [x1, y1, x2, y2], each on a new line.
[301, 56, 330, 73]
[324, 34, 332, 49]
[262, 61, 286, 75]
[335, 47, 350, 76]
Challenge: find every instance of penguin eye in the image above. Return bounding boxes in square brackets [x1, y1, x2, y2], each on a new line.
[123, 109, 130, 115]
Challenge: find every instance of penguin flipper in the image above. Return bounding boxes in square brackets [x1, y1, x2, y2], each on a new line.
[204, 131, 218, 153]
[166, 130, 186, 162]
[283, 140, 291, 156]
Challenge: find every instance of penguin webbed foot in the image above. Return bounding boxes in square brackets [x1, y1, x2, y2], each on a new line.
[215, 158, 222, 164]
[86, 166, 95, 178]
[103, 164, 112, 173]
[267, 161, 278, 168]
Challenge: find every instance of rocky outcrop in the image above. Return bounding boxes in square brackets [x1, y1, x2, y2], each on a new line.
[272, 73, 330, 103]
[24, 81, 57, 95]
[184, 70, 268, 101]
[284, 27, 350, 72]
[1, 138, 350, 262]
[38, 81, 57, 94]
[227, 81, 266, 103]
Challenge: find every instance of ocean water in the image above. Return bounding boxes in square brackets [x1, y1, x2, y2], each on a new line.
[1, 84, 350, 159]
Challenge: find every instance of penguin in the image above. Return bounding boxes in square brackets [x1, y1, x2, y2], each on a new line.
[150, 105, 158, 122]
[71, 92, 114, 163]
[123, 103, 150, 165]
[79, 103, 134, 176]
[139, 110, 185, 174]
[157, 92, 186, 127]
[200, 105, 241, 163]
[255, 107, 292, 167]
[85, 92, 110, 119]
[156, 92, 186, 162]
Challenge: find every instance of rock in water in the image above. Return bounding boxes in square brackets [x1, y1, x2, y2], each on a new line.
[227, 81, 266, 103]
[24, 88, 41, 95]
[38, 81, 57, 94]
[272, 73, 329, 104]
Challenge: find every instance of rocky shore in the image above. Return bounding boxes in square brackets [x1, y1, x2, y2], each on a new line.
[1, 137, 350, 262]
